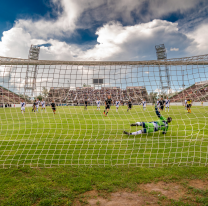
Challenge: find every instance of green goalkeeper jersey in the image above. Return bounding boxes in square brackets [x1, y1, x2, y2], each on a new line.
[154, 106, 169, 133]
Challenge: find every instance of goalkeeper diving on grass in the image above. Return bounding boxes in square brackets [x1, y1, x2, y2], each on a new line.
[123, 104, 172, 135]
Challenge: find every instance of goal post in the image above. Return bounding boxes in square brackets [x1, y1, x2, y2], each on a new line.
[0, 54, 208, 168]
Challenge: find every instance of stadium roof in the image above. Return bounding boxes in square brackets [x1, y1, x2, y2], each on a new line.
[0, 54, 208, 66]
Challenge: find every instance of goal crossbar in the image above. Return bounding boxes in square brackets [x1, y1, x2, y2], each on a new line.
[0, 54, 208, 66]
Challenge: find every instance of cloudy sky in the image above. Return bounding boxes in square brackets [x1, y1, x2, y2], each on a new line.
[0, 0, 208, 61]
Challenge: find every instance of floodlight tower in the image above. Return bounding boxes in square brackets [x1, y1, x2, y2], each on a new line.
[24, 45, 40, 97]
[155, 44, 171, 95]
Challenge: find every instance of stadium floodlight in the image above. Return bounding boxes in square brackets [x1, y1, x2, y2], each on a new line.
[155, 44, 167, 60]
[24, 45, 40, 97]
[155, 44, 171, 94]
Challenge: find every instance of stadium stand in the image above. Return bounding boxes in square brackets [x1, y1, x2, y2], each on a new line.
[0, 86, 26, 104]
[170, 81, 208, 102]
[47, 86, 148, 104]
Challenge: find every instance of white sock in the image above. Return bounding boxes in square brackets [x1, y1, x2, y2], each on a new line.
[131, 130, 143, 135]
[136, 122, 142, 126]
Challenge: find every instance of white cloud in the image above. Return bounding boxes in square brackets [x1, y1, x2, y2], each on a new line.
[186, 22, 208, 55]
[0, 28, 31, 58]
[170, 48, 179, 51]
[81, 20, 192, 60]
[0, 27, 83, 60]
[10, 0, 207, 40]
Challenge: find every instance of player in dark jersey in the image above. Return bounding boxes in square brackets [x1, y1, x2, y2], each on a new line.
[32, 100, 36, 112]
[104, 95, 112, 116]
[159, 97, 165, 111]
[84, 99, 88, 110]
[51, 100, 56, 114]
[127, 99, 132, 112]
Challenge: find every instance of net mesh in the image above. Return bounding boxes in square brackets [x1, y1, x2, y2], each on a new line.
[0, 55, 208, 168]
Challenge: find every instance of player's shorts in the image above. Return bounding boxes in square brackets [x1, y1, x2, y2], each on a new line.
[21, 107, 25, 111]
[187, 104, 191, 108]
[42, 105, 45, 108]
[165, 104, 169, 108]
[160, 106, 164, 110]
[128, 105, 132, 109]
[36, 105, 39, 108]
[52, 107, 56, 111]
[116, 105, 119, 108]
[97, 105, 100, 107]
[105, 105, 110, 109]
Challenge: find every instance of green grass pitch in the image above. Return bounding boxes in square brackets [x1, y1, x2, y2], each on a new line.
[0, 105, 208, 168]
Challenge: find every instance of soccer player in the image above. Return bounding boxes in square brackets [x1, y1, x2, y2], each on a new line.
[165, 97, 170, 112]
[184, 99, 187, 109]
[104, 95, 112, 116]
[51, 100, 56, 114]
[123, 104, 172, 135]
[36, 99, 40, 113]
[84, 99, 88, 110]
[41, 99, 46, 112]
[20, 100, 26, 114]
[157, 98, 160, 109]
[142, 99, 146, 111]
[159, 97, 165, 112]
[187, 99, 192, 113]
[127, 99, 132, 112]
[32, 100, 36, 112]
[115, 99, 120, 112]
[201, 101, 204, 106]
[96, 98, 101, 111]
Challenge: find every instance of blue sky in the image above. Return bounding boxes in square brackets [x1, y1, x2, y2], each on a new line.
[0, 0, 51, 36]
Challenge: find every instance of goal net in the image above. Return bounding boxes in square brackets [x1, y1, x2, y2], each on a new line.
[0, 54, 208, 168]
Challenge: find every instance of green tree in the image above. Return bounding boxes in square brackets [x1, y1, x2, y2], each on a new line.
[36, 94, 43, 101]
[42, 87, 48, 98]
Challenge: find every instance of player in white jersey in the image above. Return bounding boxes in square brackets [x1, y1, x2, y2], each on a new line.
[41, 99, 46, 112]
[36, 99, 40, 112]
[157, 98, 160, 109]
[96, 98, 101, 111]
[165, 97, 170, 112]
[142, 99, 146, 111]
[20, 100, 26, 114]
[115, 99, 120, 112]
[184, 99, 187, 109]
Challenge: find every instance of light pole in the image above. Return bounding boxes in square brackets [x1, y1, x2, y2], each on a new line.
[25, 45, 40, 97]
[155, 44, 171, 98]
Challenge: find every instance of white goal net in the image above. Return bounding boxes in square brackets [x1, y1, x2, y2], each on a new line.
[0, 54, 208, 168]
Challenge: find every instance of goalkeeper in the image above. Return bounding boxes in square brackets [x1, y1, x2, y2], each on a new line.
[123, 104, 172, 135]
